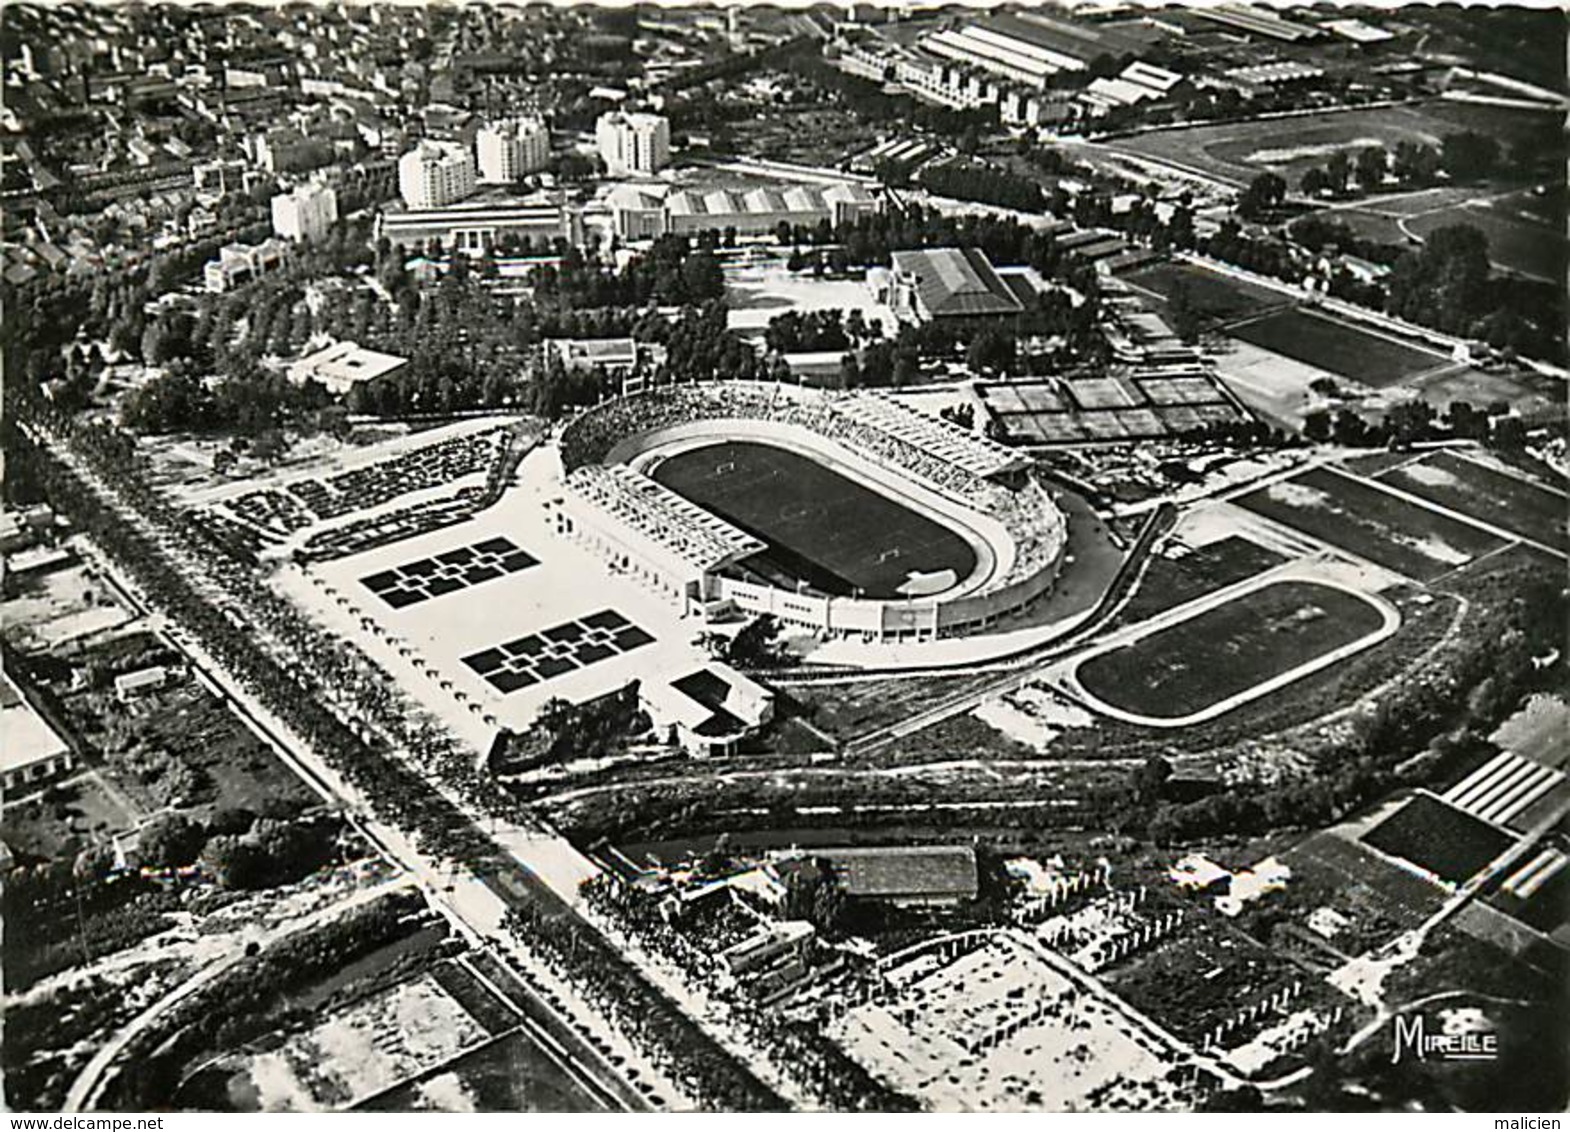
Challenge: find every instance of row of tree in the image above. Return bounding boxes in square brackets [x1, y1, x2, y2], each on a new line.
[1297, 131, 1507, 198]
[918, 159, 1048, 214]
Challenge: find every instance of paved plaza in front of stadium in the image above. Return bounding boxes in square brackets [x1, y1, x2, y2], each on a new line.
[274, 444, 703, 751]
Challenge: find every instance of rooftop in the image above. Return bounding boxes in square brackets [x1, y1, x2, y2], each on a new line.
[1, 671, 70, 774]
[817, 844, 979, 901]
[290, 339, 408, 393]
[890, 246, 1024, 320]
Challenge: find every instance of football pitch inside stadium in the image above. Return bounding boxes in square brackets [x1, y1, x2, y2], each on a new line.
[652, 440, 977, 599]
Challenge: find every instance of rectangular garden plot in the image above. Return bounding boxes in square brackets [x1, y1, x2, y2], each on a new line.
[361, 537, 538, 608]
[1361, 794, 1516, 886]
[461, 610, 652, 694]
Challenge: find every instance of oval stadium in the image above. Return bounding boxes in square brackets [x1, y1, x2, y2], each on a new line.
[552, 382, 1068, 643]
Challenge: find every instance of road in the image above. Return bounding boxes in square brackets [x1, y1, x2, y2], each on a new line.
[63, 877, 416, 1114]
[25, 421, 687, 1112]
[838, 504, 1174, 755]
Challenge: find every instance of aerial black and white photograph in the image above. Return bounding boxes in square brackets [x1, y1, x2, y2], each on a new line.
[0, 0, 1566, 1118]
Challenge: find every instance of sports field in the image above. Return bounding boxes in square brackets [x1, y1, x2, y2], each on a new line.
[1362, 794, 1516, 885]
[1408, 189, 1566, 283]
[1234, 467, 1508, 580]
[1326, 184, 1566, 282]
[1225, 308, 1447, 387]
[1111, 536, 1287, 628]
[652, 440, 977, 599]
[1377, 452, 1569, 553]
[1121, 261, 1287, 324]
[1074, 580, 1387, 720]
[1102, 101, 1538, 189]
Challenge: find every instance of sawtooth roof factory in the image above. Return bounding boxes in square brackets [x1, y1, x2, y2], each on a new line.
[609, 182, 881, 241]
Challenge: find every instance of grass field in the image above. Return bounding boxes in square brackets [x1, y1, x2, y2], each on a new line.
[1233, 467, 1508, 580]
[1111, 536, 1288, 629]
[1103, 102, 1540, 188]
[1121, 261, 1287, 323]
[1377, 452, 1569, 553]
[1226, 308, 1447, 387]
[652, 440, 977, 599]
[1326, 185, 1566, 281]
[1362, 794, 1516, 885]
[1075, 580, 1387, 720]
[1403, 193, 1565, 282]
[1407, 362, 1565, 422]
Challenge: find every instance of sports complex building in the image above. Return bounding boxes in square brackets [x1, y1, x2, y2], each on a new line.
[549, 382, 1068, 643]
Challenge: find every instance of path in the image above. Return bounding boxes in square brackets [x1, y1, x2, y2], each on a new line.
[63, 876, 414, 1114]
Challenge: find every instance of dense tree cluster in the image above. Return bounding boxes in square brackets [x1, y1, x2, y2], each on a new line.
[530, 235, 725, 309]
[1302, 398, 1533, 451]
[1201, 218, 1562, 362]
[493, 682, 647, 771]
[505, 901, 787, 1111]
[919, 159, 1047, 214]
[101, 892, 432, 1109]
[1299, 131, 1508, 199]
[701, 615, 790, 670]
[120, 366, 333, 439]
[1236, 173, 1287, 220]
[762, 309, 880, 354]
[577, 878, 920, 1111]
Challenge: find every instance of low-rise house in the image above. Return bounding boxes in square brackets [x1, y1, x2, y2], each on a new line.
[644, 662, 774, 758]
[2, 672, 75, 793]
[717, 919, 815, 977]
[288, 339, 408, 395]
[114, 665, 173, 702]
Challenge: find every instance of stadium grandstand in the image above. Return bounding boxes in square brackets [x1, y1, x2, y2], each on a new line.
[554, 382, 1069, 642]
[559, 463, 766, 601]
[832, 395, 1029, 481]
